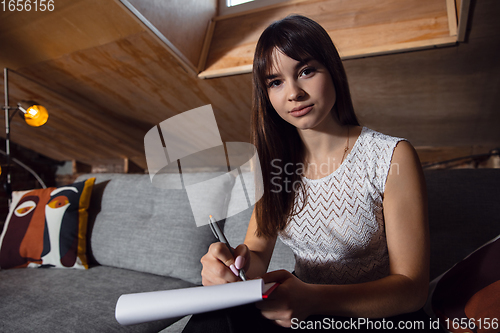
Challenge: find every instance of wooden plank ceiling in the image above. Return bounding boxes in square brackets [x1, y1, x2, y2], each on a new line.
[0, 0, 498, 172]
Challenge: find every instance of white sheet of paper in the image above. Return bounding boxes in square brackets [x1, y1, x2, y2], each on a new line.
[116, 279, 275, 326]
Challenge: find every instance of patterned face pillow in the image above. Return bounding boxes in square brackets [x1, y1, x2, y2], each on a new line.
[0, 178, 95, 269]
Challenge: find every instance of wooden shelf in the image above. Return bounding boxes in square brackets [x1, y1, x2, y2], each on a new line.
[199, 0, 463, 78]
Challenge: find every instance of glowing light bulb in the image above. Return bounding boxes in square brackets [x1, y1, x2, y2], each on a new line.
[24, 105, 48, 127]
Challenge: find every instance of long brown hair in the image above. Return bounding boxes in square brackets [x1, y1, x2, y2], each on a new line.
[251, 15, 359, 238]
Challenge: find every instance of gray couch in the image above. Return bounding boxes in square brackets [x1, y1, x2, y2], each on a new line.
[0, 169, 498, 332]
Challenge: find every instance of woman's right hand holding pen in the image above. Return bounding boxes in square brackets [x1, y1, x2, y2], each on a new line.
[200, 243, 250, 286]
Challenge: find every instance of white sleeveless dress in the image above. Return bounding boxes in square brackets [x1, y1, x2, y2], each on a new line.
[278, 127, 407, 285]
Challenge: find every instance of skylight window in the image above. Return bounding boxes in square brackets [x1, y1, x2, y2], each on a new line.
[219, 0, 290, 16]
[227, 0, 254, 6]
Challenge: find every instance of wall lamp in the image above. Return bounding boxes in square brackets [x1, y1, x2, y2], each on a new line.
[2, 67, 49, 206]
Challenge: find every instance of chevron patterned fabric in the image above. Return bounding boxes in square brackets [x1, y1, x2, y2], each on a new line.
[279, 127, 406, 285]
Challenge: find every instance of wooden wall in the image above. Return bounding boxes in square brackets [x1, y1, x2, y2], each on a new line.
[0, 0, 498, 177]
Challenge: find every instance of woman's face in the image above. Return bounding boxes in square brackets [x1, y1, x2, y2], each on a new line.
[265, 50, 337, 131]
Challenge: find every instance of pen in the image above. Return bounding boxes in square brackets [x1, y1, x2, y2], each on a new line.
[208, 215, 247, 281]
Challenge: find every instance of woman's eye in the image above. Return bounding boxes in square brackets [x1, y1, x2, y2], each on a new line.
[300, 67, 316, 77]
[268, 80, 282, 88]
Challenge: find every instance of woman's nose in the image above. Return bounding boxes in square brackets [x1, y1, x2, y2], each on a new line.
[287, 82, 305, 101]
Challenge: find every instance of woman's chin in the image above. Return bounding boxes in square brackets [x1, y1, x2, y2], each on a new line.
[292, 121, 318, 131]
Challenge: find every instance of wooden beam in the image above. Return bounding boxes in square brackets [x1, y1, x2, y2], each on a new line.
[457, 0, 471, 42]
[446, 0, 458, 36]
[72, 160, 92, 174]
[115, 0, 199, 76]
[416, 146, 499, 167]
[340, 36, 458, 60]
[455, 0, 462, 17]
[124, 158, 145, 174]
[198, 19, 216, 73]
[199, 64, 252, 79]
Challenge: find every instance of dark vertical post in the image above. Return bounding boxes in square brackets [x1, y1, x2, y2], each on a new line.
[3, 68, 12, 206]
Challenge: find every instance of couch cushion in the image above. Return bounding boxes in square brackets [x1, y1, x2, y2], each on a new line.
[76, 173, 232, 285]
[424, 169, 500, 279]
[0, 266, 194, 333]
[0, 178, 95, 270]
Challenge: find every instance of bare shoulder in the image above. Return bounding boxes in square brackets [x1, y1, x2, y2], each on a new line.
[385, 140, 426, 203]
[391, 140, 420, 168]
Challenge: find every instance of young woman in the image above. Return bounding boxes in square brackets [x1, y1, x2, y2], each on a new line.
[184, 15, 430, 332]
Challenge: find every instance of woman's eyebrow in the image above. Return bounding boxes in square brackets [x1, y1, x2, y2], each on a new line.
[295, 58, 313, 71]
[265, 57, 314, 81]
[266, 57, 314, 79]
[265, 73, 279, 81]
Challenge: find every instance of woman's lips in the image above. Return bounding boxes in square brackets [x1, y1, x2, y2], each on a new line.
[289, 105, 313, 117]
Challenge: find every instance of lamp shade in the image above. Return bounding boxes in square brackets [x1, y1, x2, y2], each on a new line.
[23, 105, 48, 127]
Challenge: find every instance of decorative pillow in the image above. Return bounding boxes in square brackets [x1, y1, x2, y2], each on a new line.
[427, 234, 500, 333]
[0, 178, 95, 270]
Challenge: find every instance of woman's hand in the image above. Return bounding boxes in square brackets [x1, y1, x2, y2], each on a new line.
[200, 242, 251, 286]
[256, 270, 315, 327]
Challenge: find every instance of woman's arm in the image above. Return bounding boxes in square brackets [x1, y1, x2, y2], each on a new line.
[257, 140, 430, 325]
[242, 208, 278, 279]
